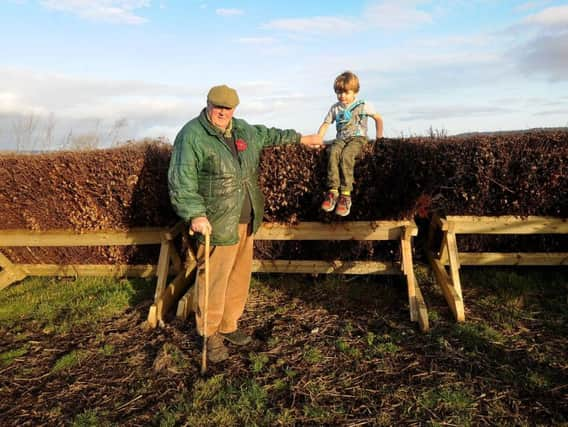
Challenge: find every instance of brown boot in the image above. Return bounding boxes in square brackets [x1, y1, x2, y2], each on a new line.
[206, 333, 229, 363]
[220, 329, 252, 346]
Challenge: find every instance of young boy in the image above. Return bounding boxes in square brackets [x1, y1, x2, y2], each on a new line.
[318, 71, 383, 216]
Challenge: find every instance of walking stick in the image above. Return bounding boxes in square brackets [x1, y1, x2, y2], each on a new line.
[201, 229, 211, 375]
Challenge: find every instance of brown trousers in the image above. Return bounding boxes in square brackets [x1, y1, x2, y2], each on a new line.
[193, 224, 253, 337]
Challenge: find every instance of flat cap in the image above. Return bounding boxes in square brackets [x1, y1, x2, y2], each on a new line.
[207, 84, 239, 108]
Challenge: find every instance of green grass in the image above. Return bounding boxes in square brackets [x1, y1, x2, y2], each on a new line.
[336, 338, 362, 358]
[452, 322, 505, 351]
[303, 346, 324, 364]
[98, 344, 115, 357]
[51, 349, 90, 373]
[462, 267, 568, 335]
[2, 268, 567, 426]
[0, 344, 29, 366]
[71, 409, 111, 427]
[418, 385, 476, 426]
[156, 375, 275, 426]
[248, 352, 270, 374]
[154, 342, 191, 374]
[366, 332, 401, 356]
[0, 276, 154, 333]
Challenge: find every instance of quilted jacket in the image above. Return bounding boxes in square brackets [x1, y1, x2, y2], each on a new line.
[168, 109, 301, 245]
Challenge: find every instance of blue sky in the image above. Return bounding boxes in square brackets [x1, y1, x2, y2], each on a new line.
[1, 0, 567, 150]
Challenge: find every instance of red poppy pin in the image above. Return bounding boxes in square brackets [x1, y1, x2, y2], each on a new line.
[235, 138, 248, 152]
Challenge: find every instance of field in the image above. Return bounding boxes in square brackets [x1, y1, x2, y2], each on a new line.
[0, 130, 566, 425]
[1, 267, 567, 426]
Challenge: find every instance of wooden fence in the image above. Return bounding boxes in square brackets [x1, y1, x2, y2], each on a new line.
[0, 222, 184, 292]
[0, 220, 428, 332]
[173, 220, 429, 332]
[427, 215, 568, 322]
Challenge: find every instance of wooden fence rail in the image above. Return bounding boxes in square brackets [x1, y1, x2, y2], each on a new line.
[0, 222, 184, 293]
[174, 220, 429, 332]
[427, 215, 568, 322]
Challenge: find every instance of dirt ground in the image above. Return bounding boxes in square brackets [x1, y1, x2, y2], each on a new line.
[1, 269, 567, 426]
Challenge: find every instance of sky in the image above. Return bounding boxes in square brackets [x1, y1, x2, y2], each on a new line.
[0, 0, 567, 151]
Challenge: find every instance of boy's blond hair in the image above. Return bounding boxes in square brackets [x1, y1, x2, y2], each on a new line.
[333, 71, 360, 94]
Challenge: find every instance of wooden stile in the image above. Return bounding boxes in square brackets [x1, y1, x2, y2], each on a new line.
[176, 220, 429, 332]
[427, 215, 567, 323]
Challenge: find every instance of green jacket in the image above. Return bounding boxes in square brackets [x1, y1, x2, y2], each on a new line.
[168, 109, 301, 245]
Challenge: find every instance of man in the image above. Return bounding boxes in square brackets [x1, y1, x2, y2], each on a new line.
[168, 84, 323, 362]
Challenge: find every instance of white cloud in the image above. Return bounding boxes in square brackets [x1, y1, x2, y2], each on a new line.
[0, 67, 205, 149]
[534, 108, 568, 116]
[215, 8, 244, 17]
[136, 124, 180, 140]
[261, 0, 431, 35]
[237, 37, 275, 45]
[400, 104, 515, 121]
[262, 16, 357, 34]
[524, 4, 568, 26]
[514, 1, 552, 13]
[363, 0, 432, 30]
[39, 0, 150, 24]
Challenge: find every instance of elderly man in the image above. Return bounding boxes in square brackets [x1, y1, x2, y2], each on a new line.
[168, 84, 323, 363]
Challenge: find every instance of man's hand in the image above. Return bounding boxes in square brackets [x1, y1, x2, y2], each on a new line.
[191, 216, 212, 235]
[300, 134, 324, 149]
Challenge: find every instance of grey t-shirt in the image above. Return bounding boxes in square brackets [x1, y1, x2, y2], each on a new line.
[323, 100, 377, 139]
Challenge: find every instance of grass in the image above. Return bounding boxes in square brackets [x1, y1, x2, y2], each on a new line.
[303, 346, 324, 364]
[417, 385, 476, 426]
[0, 344, 29, 366]
[0, 276, 153, 333]
[1, 267, 567, 426]
[51, 349, 90, 373]
[462, 267, 568, 336]
[156, 375, 274, 426]
[71, 409, 111, 427]
[248, 352, 270, 373]
[98, 344, 115, 357]
[451, 322, 506, 354]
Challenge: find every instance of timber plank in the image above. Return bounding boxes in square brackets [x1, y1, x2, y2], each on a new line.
[147, 304, 158, 328]
[457, 252, 568, 266]
[155, 270, 193, 325]
[255, 221, 416, 241]
[445, 230, 463, 297]
[401, 227, 417, 322]
[153, 240, 172, 301]
[446, 216, 568, 234]
[20, 264, 157, 277]
[251, 260, 400, 275]
[0, 268, 26, 290]
[0, 228, 165, 246]
[414, 282, 430, 332]
[176, 285, 195, 321]
[0, 252, 27, 290]
[430, 258, 465, 322]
